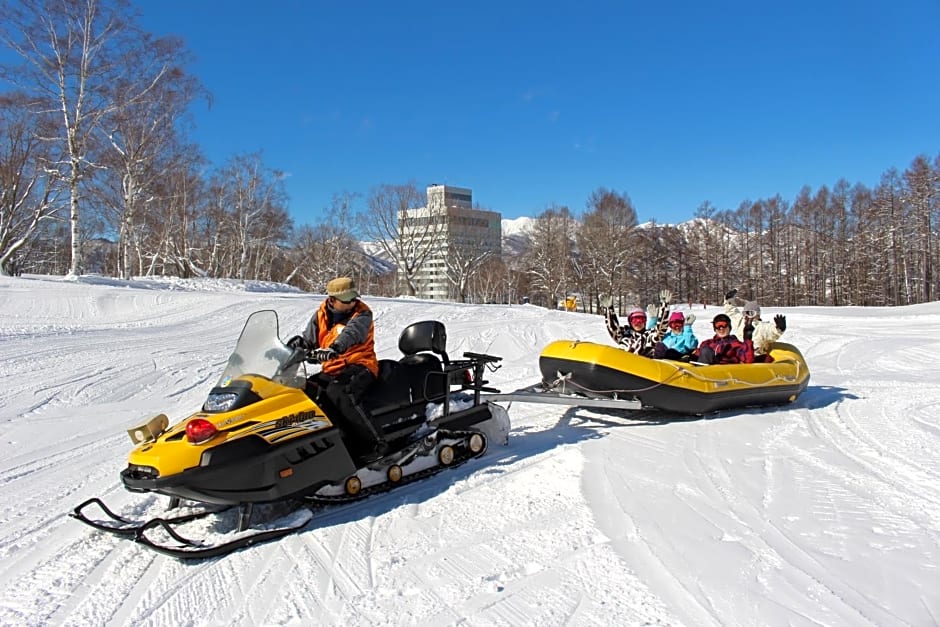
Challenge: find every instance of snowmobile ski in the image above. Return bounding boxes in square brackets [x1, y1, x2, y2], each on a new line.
[130, 507, 314, 559]
[71, 497, 314, 559]
[70, 497, 230, 536]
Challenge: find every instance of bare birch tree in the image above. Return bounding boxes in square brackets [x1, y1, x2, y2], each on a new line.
[577, 187, 638, 311]
[0, 0, 176, 275]
[127, 149, 208, 277]
[439, 206, 500, 303]
[524, 205, 576, 308]
[289, 191, 367, 290]
[96, 37, 203, 278]
[686, 201, 721, 304]
[206, 152, 290, 280]
[360, 181, 434, 296]
[0, 94, 64, 274]
[443, 239, 494, 303]
[903, 155, 939, 302]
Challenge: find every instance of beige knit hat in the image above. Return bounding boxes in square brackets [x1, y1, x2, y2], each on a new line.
[326, 277, 359, 302]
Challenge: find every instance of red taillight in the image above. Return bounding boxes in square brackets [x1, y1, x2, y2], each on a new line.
[185, 418, 218, 444]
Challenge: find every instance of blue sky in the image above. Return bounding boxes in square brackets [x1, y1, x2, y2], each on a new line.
[138, 1, 940, 225]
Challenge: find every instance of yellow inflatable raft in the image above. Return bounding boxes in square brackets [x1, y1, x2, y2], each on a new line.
[538, 340, 810, 414]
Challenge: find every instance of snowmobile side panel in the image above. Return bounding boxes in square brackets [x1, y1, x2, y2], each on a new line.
[122, 427, 357, 504]
[126, 377, 333, 479]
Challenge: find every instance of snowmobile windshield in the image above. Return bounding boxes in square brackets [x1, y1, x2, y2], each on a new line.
[213, 310, 305, 388]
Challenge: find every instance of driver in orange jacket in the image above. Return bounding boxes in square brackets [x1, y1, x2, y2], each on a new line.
[287, 277, 386, 463]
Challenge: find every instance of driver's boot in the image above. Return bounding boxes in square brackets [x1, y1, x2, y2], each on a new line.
[348, 402, 388, 464]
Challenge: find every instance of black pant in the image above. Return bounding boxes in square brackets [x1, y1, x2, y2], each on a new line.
[308, 364, 380, 452]
[653, 342, 691, 361]
[653, 342, 688, 361]
[696, 345, 716, 364]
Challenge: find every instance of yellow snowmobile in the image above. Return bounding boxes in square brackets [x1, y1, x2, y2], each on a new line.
[72, 310, 508, 558]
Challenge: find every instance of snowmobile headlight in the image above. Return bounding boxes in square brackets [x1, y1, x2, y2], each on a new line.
[126, 464, 158, 478]
[204, 392, 240, 412]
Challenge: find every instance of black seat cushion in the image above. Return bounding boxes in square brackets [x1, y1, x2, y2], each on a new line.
[364, 354, 446, 414]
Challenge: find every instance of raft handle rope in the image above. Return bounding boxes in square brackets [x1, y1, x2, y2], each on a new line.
[678, 358, 802, 387]
[547, 356, 802, 396]
[548, 367, 687, 396]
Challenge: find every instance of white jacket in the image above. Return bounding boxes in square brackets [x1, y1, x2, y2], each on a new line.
[724, 300, 783, 356]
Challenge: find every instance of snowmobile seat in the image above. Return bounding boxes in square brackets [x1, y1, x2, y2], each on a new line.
[363, 322, 450, 416]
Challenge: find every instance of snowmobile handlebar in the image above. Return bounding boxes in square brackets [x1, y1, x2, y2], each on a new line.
[283, 346, 325, 367]
[301, 350, 330, 365]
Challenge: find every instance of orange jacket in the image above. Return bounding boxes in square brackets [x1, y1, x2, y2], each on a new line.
[308, 299, 379, 377]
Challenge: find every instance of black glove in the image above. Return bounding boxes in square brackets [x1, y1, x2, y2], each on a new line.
[313, 347, 338, 362]
[743, 323, 754, 340]
[725, 288, 738, 301]
[286, 335, 307, 349]
[774, 314, 787, 332]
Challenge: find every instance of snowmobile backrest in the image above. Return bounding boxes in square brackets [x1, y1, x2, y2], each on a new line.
[398, 321, 449, 364]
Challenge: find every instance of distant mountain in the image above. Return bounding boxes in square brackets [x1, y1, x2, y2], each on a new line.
[359, 241, 396, 274]
[501, 217, 534, 257]
[501, 216, 535, 237]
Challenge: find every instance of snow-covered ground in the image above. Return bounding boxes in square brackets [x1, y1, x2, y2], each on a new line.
[1, 274, 938, 626]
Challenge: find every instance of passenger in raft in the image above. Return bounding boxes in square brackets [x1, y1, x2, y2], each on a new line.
[651, 311, 698, 361]
[723, 289, 787, 362]
[600, 289, 672, 357]
[692, 313, 754, 364]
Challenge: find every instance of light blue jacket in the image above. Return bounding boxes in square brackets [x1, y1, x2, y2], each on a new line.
[650, 317, 698, 354]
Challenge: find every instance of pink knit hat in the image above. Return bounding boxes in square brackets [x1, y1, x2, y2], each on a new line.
[668, 311, 685, 324]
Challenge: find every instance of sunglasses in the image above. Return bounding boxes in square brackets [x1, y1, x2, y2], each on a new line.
[669, 322, 684, 328]
[713, 323, 730, 330]
[329, 296, 355, 305]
